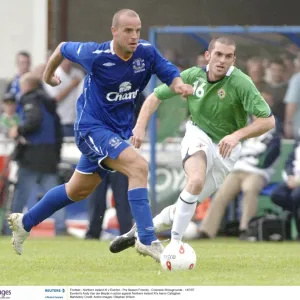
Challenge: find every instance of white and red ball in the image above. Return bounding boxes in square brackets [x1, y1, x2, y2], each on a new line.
[160, 242, 196, 271]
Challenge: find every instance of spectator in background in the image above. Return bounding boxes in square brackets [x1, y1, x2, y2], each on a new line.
[246, 57, 270, 92]
[271, 136, 300, 240]
[283, 68, 300, 139]
[280, 53, 295, 81]
[266, 58, 288, 128]
[0, 93, 19, 137]
[198, 126, 280, 240]
[44, 59, 84, 137]
[196, 54, 206, 67]
[6, 51, 31, 114]
[7, 73, 64, 234]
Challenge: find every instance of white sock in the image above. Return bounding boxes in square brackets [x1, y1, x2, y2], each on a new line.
[171, 190, 198, 242]
[153, 205, 175, 233]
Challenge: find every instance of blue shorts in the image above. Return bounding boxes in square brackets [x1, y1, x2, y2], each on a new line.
[74, 127, 130, 179]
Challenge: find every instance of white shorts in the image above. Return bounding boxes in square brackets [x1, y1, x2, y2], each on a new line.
[181, 121, 242, 202]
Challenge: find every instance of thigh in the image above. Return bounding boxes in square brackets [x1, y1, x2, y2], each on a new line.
[181, 121, 214, 173]
[197, 170, 218, 203]
[241, 173, 266, 193]
[184, 150, 207, 181]
[76, 154, 109, 179]
[66, 169, 102, 201]
[103, 146, 146, 177]
[75, 127, 130, 175]
[209, 171, 243, 203]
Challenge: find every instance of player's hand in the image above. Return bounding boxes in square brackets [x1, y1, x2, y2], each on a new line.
[218, 133, 240, 158]
[46, 74, 61, 87]
[131, 125, 146, 149]
[174, 84, 194, 97]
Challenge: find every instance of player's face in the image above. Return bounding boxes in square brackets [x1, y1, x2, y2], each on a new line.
[112, 16, 141, 54]
[205, 42, 236, 79]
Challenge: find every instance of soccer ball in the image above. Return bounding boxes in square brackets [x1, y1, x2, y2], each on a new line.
[160, 242, 196, 271]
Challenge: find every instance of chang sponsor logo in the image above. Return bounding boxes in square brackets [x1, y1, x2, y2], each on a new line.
[106, 82, 139, 102]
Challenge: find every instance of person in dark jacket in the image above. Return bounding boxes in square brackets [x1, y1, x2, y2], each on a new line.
[271, 136, 300, 239]
[7, 73, 64, 233]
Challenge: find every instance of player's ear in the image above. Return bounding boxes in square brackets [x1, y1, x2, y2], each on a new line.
[232, 55, 236, 65]
[111, 26, 117, 37]
[204, 51, 210, 61]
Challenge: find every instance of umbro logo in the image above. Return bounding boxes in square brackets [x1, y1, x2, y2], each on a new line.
[103, 62, 115, 67]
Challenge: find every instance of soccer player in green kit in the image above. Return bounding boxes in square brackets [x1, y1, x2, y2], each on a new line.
[110, 36, 275, 254]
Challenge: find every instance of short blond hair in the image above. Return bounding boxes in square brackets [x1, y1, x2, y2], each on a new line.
[20, 72, 41, 89]
[112, 9, 139, 27]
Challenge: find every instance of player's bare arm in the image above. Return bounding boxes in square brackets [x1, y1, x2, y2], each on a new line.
[132, 93, 161, 149]
[219, 115, 275, 158]
[43, 42, 66, 87]
[169, 77, 194, 97]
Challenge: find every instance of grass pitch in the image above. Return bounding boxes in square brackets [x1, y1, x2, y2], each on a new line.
[1, 236, 300, 286]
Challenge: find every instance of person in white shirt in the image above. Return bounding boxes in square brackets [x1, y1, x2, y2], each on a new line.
[44, 59, 84, 137]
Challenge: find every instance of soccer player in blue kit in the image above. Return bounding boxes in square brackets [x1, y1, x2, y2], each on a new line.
[8, 9, 193, 261]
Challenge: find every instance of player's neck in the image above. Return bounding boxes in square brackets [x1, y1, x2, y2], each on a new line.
[113, 42, 133, 61]
[207, 72, 224, 82]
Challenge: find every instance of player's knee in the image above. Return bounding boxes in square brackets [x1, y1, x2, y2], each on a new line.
[65, 183, 92, 201]
[186, 177, 205, 195]
[127, 157, 148, 180]
[241, 185, 260, 196]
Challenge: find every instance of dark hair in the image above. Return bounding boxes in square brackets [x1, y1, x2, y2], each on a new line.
[269, 57, 285, 67]
[3, 92, 16, 103]
[208, 36, 236, 54]
[16, 51, 31, 59]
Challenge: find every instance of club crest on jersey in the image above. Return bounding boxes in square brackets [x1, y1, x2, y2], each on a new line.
[133, 58, 145, 73]
[119, 82, 132, 92]
[109, 137, 122, 148]
[217, 88, 226, 99]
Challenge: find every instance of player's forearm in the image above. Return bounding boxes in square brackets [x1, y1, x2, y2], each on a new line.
[135, 93, 161, 129]
[169, 77, 184, 93]
[233, 115, 275, 141]
[43, 42, 65, 83]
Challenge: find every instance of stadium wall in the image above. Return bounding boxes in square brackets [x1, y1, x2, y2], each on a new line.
[67, 0, 299, 43]
[0, 0, 48, 78]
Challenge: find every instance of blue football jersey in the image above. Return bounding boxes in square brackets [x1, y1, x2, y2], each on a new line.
[60, 40, 180, 139]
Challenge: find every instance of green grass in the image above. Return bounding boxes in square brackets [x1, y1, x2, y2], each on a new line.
[1, 236, 300, 286]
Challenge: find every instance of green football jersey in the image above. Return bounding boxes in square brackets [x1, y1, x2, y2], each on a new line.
[154, 66, 271, 143]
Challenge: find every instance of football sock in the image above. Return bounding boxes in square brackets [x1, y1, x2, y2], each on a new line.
[171, 189, 198, 242]
[128, 188, 156, 245]
[22, 184, 74, 232]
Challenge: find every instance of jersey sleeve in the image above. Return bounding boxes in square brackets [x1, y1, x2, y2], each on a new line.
[154, 67, 196, 100]
[151, 46, 180, 86]
[237, 76, 272, 118]
[60, 42, 99, 73]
